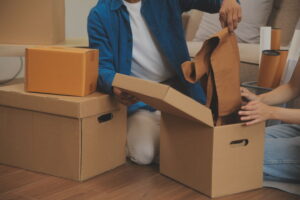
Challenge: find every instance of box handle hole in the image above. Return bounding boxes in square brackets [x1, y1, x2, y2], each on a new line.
[230, 139, 249, 147]
[98, 113, 113, 123]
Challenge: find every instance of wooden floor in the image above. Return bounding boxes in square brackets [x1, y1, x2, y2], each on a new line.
[0, 162, 299, 200]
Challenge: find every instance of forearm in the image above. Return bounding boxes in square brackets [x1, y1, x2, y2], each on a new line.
[88, 10, 116, 94]
[271, 107, 300, 124]
[259, 84, 299, 106]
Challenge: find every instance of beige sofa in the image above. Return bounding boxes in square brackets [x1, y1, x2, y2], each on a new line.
[183, 0, 300, 83]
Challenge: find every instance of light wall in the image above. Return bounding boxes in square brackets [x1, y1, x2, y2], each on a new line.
[65, 0, 98, 39]
[0, 0, 97, 82]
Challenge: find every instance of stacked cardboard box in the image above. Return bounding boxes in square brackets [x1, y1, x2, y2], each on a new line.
[0, 84, 127, 181]
[25, 47, 98, 96]
[0, 45, 127, 181]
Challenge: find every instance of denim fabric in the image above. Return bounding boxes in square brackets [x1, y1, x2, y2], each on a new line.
[87, 0, 224, 114]
[264, 124, 300, 183]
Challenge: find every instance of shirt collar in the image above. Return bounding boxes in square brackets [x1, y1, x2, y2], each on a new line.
[111, 0, 146, 11]
[111, 0, 124, 11]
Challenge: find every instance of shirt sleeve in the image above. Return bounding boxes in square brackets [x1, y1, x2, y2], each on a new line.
[178, 0, 222, 13]
[88, 9, 115, 95]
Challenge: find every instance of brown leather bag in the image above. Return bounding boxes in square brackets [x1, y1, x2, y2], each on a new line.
[182, 28, 242, 125]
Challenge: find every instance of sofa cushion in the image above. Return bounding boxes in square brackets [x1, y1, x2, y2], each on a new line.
[193, 0, 274, 44]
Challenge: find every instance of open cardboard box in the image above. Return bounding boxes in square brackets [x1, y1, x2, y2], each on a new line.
[113, 73, 265, 198]
[0, 84, 126, 181]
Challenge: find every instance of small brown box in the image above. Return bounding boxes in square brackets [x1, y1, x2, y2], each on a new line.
[25, 47, 98, 97]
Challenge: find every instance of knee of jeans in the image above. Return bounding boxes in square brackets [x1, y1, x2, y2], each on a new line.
[128, 145, 155, 165]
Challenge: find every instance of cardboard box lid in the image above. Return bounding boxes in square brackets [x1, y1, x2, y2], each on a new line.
[26, 46, 96, 54]
[0, 84, 120, 118]
[112, 74, 214, 127]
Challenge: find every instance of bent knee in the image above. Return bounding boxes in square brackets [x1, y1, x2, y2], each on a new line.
[128, 145, 156, 165]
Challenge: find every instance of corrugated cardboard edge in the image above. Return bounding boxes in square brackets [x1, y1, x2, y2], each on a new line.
[81, 51, 87, 96]
[0, 84, 120, 119]
[25, 48, 30, 92]
[112, 73, 214, 127]
[83, 49, 99, 96]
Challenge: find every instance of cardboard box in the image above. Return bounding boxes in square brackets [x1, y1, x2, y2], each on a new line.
[113, 74, 265, 198]
[25, 47, 98, 97]
[0, 0, 65, 45]
[0, 84, 126, 181]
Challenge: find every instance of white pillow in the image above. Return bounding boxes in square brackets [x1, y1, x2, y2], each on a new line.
[193, 0, 274, 44]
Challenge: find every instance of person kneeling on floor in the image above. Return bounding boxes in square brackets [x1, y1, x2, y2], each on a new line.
[88, 0, 241, 165]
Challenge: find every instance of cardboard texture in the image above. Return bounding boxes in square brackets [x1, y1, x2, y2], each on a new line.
[258, 50, 281, 88]
[26, 47, 98, 97]
[181, 28, 241, 125]
[0, 84, 127, 181]
[271, 28, 282, 50]
[113, 74, 265, 198]
[0, 0, 65, 45]
[272, 50, 288, 88]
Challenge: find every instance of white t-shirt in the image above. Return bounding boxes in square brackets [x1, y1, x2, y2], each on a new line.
[123, 0, 175, 82]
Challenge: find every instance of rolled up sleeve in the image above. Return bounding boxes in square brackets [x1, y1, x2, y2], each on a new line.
[88, 9, 116, 95]
[178, 0, 222, 13]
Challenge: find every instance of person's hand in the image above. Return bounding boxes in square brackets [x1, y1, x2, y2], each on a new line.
[239, 100, 276, 126]
[113, 87, 139, 106]
[240, 87, 259, 104]
[219, 0, 242, 32]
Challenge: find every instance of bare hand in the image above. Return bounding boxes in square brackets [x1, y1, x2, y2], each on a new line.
[219, 0, 242, 32]
[113, 87, 138, 106]
[240, 87, 259, 103]
[238, 100, 275, 126]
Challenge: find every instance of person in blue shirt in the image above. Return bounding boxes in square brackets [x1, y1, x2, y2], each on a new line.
[88, 0, 241, 165]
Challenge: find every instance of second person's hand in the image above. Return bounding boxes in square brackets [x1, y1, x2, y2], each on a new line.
[240, 87, 259, 102]
[238, 100, 276, 126]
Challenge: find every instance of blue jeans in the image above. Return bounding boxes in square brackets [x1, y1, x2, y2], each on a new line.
[264, 124, 300, 183]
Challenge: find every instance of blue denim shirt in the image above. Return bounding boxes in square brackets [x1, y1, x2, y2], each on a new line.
[88, 0, 222, 114]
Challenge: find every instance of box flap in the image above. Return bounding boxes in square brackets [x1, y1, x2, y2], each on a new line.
[0, 84, 121, 118]
[112, 74, 213, 127]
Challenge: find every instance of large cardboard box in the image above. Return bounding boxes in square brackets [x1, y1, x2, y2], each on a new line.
[0, 84, 126, 181]
[25, 47, 98, 97]
[0, 0, 65, 45]
[113, 74, 265, 198]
